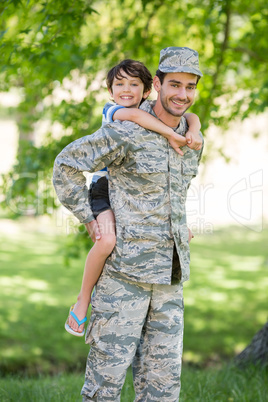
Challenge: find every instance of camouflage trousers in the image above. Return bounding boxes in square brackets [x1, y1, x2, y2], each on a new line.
[81, 270, 184, 401]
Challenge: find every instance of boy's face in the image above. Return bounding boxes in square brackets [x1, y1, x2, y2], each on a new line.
[109, 71, 150, 108]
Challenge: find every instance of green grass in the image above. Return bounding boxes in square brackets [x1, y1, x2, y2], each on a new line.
[0, 218, 267, 400]
[184, 226, 268, 365]
[0, 218, 90, 375]
[0, 369, 133, 402]
[0, 365, 267, 401]
[180, 364, 268, 402]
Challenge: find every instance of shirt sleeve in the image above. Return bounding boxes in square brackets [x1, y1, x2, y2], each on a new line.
[53, 124, 129, 224]
[102, 102, 125, 125]
[197, 131, 204, 166]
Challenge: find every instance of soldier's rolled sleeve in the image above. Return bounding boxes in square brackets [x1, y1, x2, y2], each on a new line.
[53, 125, 128, 224]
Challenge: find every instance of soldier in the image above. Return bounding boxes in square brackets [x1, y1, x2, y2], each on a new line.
[53, 46, 204, 401]
[65, 59, 201, 338]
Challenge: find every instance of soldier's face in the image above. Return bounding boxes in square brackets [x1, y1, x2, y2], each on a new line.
[109, 72, 150, 109]
[155, 72, 197, 117]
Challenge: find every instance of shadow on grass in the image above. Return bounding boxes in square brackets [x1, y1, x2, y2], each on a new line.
[183, 226, 268, 365]
[0, 225, 90, 375]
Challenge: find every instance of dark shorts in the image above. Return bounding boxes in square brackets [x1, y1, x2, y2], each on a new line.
[89, 176, 111, 219]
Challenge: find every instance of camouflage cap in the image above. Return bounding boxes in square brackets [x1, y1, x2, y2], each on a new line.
[158, 46, 203, 77]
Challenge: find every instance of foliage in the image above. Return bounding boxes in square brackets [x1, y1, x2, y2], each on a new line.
[0, 0, 268, 215]
[0, 220, 267, 375]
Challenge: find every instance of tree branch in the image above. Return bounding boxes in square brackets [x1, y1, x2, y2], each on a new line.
[231, 47, 264, 62]
[200, 0, 232, 126]
[212, 0, 231, 92]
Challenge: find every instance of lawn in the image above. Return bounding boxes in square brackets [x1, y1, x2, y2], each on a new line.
[0, 365, 267, 401]
[0, 218, 90, 375]
[183, 226, 268, 365]
[0, 217, 267, 400]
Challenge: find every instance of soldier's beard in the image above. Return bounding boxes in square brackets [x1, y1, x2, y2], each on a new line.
[160, 94, 192, 117]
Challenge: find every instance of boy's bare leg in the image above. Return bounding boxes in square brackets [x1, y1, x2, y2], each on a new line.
[67, 209, 116, 333]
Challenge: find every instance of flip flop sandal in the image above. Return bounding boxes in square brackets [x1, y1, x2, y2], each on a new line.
[65, 304, 87, 337]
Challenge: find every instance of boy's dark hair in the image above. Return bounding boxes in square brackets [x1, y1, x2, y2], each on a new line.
[107, 59, 153, 95]
[155, 69, 200, 84]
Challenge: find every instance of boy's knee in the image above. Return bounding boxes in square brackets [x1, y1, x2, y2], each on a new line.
[99, 233, 116, 255]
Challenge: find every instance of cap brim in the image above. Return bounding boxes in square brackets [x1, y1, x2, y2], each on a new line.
[159, 66, 203, 77]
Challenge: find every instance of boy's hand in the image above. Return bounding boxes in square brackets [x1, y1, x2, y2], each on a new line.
[85, 220, 101, 242]
[168, 132, 187, 156]
[185, 130, 202, 151]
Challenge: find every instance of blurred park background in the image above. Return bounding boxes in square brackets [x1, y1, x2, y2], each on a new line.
[0, 0, 267, 400]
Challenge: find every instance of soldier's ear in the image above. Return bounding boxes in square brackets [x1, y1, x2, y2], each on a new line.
[153, 76, 161, 92]
[142, 89, 151, 100]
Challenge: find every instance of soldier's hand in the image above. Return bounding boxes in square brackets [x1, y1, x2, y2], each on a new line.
[168, 133, 187, 156]
[85, 219, 101, 242]
[188, 227, 194, 243]
[185, 130, 202, 151]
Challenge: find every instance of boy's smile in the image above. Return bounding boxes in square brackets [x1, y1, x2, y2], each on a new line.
[109, 71, 149, 109]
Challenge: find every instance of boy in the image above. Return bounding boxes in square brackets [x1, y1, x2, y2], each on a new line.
[65, 59, 202, 336]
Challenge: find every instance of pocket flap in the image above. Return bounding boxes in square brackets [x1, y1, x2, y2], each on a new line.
[178, 226, 189, 243]
[136, 156, 168, 173]
[181, 161, 199, 176]
[81, 383, 100, 399]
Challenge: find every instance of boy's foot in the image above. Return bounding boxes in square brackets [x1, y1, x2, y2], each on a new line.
[65, 303, 88, 337]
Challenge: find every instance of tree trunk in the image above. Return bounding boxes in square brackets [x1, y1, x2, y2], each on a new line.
[235, 322, 268, 368]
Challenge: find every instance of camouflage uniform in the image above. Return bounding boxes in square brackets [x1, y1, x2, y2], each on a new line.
[53, 47, 204, 401]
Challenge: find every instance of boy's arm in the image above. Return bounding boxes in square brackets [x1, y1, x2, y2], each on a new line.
[184, 113, 202, 151]
[113, 108, 187, 156]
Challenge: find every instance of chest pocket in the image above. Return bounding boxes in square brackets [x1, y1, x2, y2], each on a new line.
[133, 155, 168, 196]
[135, 153, 168, 174]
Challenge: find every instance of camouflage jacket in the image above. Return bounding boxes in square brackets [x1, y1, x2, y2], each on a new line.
[53, 100, 204, 285]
